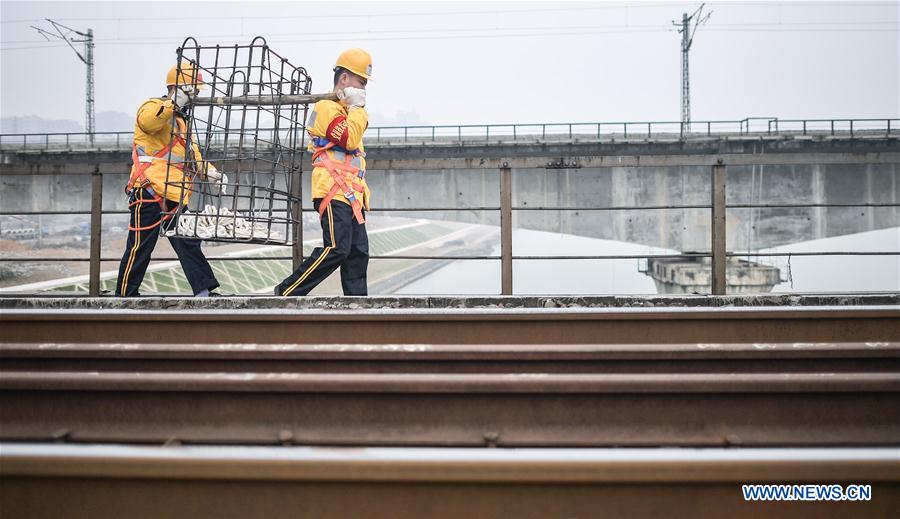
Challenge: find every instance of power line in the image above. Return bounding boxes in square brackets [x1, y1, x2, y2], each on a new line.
[1, 1, 893, 24]
[3, 19, 896, 50]
[0, 4, 698, 25]
[3, 23, 897, 52]
[0, 29, 665, 51]
[1, 24, 670, 44]
[3, 20, 896, 45]
[0, 3, 777, 24]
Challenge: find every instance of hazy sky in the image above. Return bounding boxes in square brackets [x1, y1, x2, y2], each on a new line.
[2, 0, 898, 127]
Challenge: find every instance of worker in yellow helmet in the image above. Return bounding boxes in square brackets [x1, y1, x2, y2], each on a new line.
[275, 48, 372, 296]
[116, 61, 224, 297]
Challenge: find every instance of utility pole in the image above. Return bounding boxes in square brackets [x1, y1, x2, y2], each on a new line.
[673, 4, 712, 133]
[31, 19, 95, 145]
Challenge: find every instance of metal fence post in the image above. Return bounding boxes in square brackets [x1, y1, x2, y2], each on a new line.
[89, 167, 103, 296]
[500, 165, 513, 295]
[291, 167, 303, 270]
[711, 160, 727, 296]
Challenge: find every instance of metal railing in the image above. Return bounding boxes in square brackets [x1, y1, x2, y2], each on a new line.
[367, 117, 899, 143]
[1, 117, 897, 152]
[2, 169, 898, 296]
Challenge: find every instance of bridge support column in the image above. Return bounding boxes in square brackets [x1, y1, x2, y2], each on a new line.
[711, 160, 726, 295]
[500, 165, 513, 295]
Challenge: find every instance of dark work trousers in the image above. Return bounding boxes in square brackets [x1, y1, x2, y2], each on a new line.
[116, 188, 219, 296]
[276, 198, 369, 296]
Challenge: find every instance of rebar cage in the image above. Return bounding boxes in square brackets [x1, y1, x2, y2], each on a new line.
[160, 36, 311, 245]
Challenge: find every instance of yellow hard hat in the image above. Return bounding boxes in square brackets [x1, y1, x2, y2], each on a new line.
[166, 62, 205, 89]
[334, 48, 372, 80]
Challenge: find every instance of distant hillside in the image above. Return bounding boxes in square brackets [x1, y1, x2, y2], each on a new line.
[96, 111, 135, 132]
[3, 109, 427, 135]
[1, 116, 81, 134]
[368, 110, 428, 127]
[1, 111, 133, 134]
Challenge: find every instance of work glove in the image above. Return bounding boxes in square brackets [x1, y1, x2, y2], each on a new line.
[174, 87, 194, 110]
[337, 87, 366, 110]
[206, 164, 229, 195]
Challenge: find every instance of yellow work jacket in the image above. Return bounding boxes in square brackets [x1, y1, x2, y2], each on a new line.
[307, 100, 370, 210]
[130, 97, 205, 203]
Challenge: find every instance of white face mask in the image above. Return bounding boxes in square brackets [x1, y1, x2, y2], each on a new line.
[174, 87, 195, 110]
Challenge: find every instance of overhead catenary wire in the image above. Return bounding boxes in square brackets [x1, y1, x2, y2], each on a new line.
[1, 1, 893, 24]
[3, 23, 897, 52]
[4, 19, 898, 45]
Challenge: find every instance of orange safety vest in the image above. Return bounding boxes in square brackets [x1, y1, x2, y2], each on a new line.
[125, 126, 188, 232]
[313, 141, 367, 225]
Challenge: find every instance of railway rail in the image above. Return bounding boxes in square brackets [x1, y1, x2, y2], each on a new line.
[1, 369, 897, 447]
[2, 297, 898, 516]
[2, 341, 897, 374]
[1, 304, 897, 345]
[1, 444, 898, 518]
[1, 302, 897, 447]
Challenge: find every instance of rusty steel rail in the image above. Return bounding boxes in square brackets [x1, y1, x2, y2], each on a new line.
[2, 444, 898, 519]
[1, 370, 897, 446]
[1, 306, 897, 345]
[3, 371, 898, 394]
[1, 305, 897, 447]
[2, 342, 898, 374]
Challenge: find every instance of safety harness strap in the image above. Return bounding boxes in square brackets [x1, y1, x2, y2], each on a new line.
[126, 120, 188, 232]
[313, 141, 366, 225]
